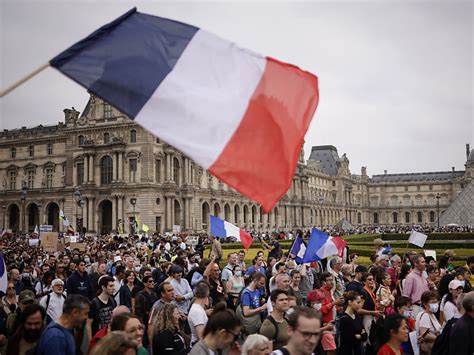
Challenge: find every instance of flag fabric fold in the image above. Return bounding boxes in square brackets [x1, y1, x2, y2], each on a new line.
[210, 215, 253, 249]
[50, 8, 319, 212]
[59, 210, 70, 227]
[0, 254, 7, 294]
[408, 231, 428, 248]
[302, 227, 346, 263]
[289, 236, 307, 264]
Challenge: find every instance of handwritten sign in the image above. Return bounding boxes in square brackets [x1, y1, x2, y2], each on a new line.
[40, 232, 59, 252]
[70, 242, 86, 251]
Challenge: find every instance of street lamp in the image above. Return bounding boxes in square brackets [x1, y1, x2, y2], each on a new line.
[2, 205, 6, 230]
[21, 181, 28, 232]
[436, 193, 441, 230]
[130, 197, 137, 234]
[74, 188, 82, 232]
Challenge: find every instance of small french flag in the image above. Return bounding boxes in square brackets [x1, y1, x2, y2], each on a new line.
[210, 215, 253, 249]
[302, 227, 346, 263]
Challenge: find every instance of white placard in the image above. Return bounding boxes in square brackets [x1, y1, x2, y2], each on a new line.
[39, 225, 53, 233]
[409, 331, 419, 355]
[424, 250, 437, 260]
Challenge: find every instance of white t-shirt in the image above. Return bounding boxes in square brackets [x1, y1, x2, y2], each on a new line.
[443, 301, 461, 322]
[415, 311, 441, 337]
[188, 303, 208, 344]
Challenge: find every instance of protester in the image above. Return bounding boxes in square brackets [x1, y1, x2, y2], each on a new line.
[260, 289, 290, 350]
[449, 291, 474, 355]
[39, 278, 66, 323]
[188, 281, 211, 346]
[338, 291, 367, 355]
[152, 303, 189, 354]
[169, 265, 194, 315]
[402, 255, 428, 316]
[110, 313, 147, 355]
[87, 275, 117, 341]
[90, 330, 138, 355]
[119, 270, 136, 309]
[376, 314, 408, 355]
[242, 334, 273, 355]
[319, 272, 343, 355]
[415, 291, 441, 354]
[443, 279, 463, 321]
[227, 264, 245, 306]
[238, 272, 267, 335]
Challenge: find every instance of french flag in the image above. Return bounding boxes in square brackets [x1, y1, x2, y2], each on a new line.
[210, 215, 253, 249]
[50, 8, 319, 212]
[302, 227, 346, 263]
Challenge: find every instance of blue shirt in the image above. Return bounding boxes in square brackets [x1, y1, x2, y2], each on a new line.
[241, 288, 262, 309]
[36, 322, 75, 355]
[245, 265, 266, 277]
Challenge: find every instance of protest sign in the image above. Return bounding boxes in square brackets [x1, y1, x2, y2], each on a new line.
[40, 232, 59, 252]
[39, 225, 53, 233]
[70, 242, 86, 251]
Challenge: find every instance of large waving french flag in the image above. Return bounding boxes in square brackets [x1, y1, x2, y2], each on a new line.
[210, 215, 253, 249]
[302, 227, 346, 263]
[50, 8, 319, 212]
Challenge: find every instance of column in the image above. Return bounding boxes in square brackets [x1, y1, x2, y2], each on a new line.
[117, 195, 123, 224]
[88, 198, 94, 231]
[167, 154, 172, 181]
[112, 196, 117, 232]
[166, 196, 172, 230]
[112, 153, 117, 181]
[88, 155, 94, 183]
[84, 155, 89, 183]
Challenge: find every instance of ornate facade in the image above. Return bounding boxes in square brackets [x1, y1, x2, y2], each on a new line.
[1, 95, 473, 234]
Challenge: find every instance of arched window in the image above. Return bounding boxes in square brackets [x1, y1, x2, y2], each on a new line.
[373, 213, 379, 224]
[78, 135, 84, 146]
[130, 130, 137, 143]
[392, 212, 398, 224]
[405, 212, 410, 223]
[202, 203, 210, 230]
[104, 133, 110, 144]
[417, 211, 423, 223]
[429, 211, 436, 223]
[100, 156, 113, 185]
[357, 212, 362, 224]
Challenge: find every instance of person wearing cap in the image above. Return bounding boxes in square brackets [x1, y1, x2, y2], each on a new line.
[346, 265, 367, 296]
[6, 289, 36, 337]
[39, 278, 67, 323]
[444, 279, 464, 322]
[169, 265, 194, 315]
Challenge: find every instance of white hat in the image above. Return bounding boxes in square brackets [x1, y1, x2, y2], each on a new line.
[114, 256, 122, 262]
[448, 279, 464, 290]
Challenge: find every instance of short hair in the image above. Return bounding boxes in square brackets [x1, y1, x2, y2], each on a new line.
[289, 269, 300, 278]
[227, 253, 236, 260]
[462, 291, 474, 312]
[467, 256, 474, 265]
[115, 265, 126, 275]
[275, 263, 286, 272]
[110, 313, 139, 331]
[156, 281, 172, 297]
[90, 331, 137, 355]
[320, 272, 332, 283]
[412, 254, 424, 265]
[420, 291, 438, 306]
[329, 256, 342, 268]
[202, 304, 240, 337]
[287, 306, 320, 329]
[142, 275, 153, 284]
[251, 272, 266, 282]
[99, 275, 114, 289]
[394, 296, 412, 311]
[242, 334, 271, 355]
[194, 281, 210, 298]
[390, 255, 401, 263]
[123, 270, 135, 280]
[20, 304, 46, 324]
[270, 289, 288, 302]
[343, 291, 360, 303]
[63, 294, 89, 315]
[381, 314, 406, 345]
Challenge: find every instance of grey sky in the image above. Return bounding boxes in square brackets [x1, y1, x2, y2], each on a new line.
[1, 0, 472, 177]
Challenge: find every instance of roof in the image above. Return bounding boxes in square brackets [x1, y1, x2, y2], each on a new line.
[308, 145, 340, 175]
[468, 149, 474, 162]
[370, 171, 465, 183]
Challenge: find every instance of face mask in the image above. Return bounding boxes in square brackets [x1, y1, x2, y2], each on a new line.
[459, 280, 466, 287]
[287, 308, 294, 315]
[313, 303, 322, 311]
[403, 310, 413, 318]
[135, 266, 142, 273]
[84, 257, 90, 264]
[235, 271, 242, 277]
[429, 303, 439, 313]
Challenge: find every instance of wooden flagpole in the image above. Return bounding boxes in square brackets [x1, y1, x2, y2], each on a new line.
[0, 63, 50, 98]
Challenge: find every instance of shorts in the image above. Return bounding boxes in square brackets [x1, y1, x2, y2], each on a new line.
[321, 331, 336, 351]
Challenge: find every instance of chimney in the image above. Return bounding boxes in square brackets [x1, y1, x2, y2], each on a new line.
[467, 144, 470, 160]
[384, 170, 387, 175]
[361, 166, 367, 176]
[452, 167, 455, 172]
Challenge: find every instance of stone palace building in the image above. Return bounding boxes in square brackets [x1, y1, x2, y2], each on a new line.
[1, 94, 473, 234]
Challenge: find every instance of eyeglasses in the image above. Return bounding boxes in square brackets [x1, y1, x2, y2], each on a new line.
[226, 329, 240, 342]
[296, 329, 321, 339]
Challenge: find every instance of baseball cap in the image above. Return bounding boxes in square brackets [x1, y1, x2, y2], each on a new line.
[448, 279, 464, 290]
[355, 265, 368, 273]
[114, 256, 122, 263]
[19, 290, 36, 304]
[52, 279, 64, 287]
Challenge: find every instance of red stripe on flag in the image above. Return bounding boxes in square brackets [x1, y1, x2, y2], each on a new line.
[239, 229, 253, 250]
[331, 237, 347, 257]
[209, 57, 319, 212]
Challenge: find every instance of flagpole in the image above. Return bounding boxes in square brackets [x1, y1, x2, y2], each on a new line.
[0, 63, 50, 97]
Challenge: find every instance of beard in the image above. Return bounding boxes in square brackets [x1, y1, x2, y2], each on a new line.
[23, 328, 43, 343]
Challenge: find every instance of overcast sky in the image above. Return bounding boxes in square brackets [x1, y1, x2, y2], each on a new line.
[1, 0, 472, 177]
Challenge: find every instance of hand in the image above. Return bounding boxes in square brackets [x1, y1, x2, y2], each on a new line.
[391, 289, 397, 296]
[175, 295, 185, 301]
[260, 303, 268, 311]
[335, 297, 344, 306]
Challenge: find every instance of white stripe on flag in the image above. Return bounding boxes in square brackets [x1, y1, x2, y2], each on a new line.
[224, 221, 241, 240]
[136, 29, 266, 169]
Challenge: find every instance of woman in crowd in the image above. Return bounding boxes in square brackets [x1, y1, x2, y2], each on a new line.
[341, 264, 353, 287]
[169, 265, 194, 315]
[35, 270, 54, 299]
[289, 270, 303, 305]
[361, 273, 382, 335]
[226, 264, 245, 306]
[119, 270, 136, 309]
[443, 279, 463, 322]
[376, 272, 395, 315]
[152, 303, 189, 354]
[338, 291, 367, 355]
[110, 313, 147, 355]
[393, 296, 415, 355]
[415, 291, 441, 355]
[189, 304, 241, 355]
[91, 331, 138, 355]
[396, 264, 411, 296]
[242, 334, 272, 355]
[348, 253, 359, 274]
[376, 314, 408, 355]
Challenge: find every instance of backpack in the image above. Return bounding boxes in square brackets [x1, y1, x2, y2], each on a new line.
[431, 317, 457, 355]
[235, 288, 262, 335]
[265, 314, 288, 344]
[45, 293, 67, 312]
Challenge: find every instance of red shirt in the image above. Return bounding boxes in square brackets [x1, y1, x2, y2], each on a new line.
[87, 327, 108, 354]
[377, 343, 404, 355]
[319, 287, 335, 324]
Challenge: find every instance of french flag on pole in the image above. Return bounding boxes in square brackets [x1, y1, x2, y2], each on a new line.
[210, 215, 253, 249]
[49, 8, 319, 212]
[0, 254, 7, 294]
[302, 227, 346, 263]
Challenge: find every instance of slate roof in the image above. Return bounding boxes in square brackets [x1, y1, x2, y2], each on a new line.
[370, 171, 465, 183]
[308, 145, 340, 175]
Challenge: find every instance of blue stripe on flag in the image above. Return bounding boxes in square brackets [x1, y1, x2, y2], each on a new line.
[302, 227, 330, 263]
[210, 215, 227, 239]
[50, 8, 199, 118]
[0, 254, 4, 277]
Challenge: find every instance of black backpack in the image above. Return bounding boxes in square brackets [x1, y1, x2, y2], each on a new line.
[431, 317, 457, 355]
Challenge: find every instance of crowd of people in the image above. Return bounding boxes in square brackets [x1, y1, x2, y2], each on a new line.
[0, 229, 473, 355]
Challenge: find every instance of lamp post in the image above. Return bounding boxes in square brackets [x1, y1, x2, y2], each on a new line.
[74, 188, 81, 232]
[2, 205, 6, 230]
[20, 181, 28, 233]
[436, 193, 441, 230]
[130, 197, 137, 234]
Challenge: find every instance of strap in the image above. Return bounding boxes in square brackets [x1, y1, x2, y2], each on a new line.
[45, 294, 51, 311]
[267, 315, 279, 341]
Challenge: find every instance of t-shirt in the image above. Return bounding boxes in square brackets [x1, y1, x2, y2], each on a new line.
[241, 288, 262, 309]
[260, 315, 289, 350]
[376, 343, 404, 355]
[245, 265, 266, 277]
[188, 303, 208, 344]
[36, 322, 75, 355]
[89, 296, 116, 336]
[415, 311, 441, 337]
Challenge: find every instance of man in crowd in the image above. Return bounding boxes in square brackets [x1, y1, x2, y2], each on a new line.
[39, 278, 66, 323]
[66, 259, 94, 300]
[449, 291, 474, 355]
[208, 234, 223, 262]
[260, 289, 290, 351]
[6, 304, 46, 355]
[346, 265, 367, 295]
[6, 289, 36, 337]
[319, 272, 343, 355]
[402, 254, 428, 315]
[86, 275, 116, 341]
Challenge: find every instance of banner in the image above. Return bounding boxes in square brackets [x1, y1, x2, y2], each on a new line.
[39, 225, 53, 233]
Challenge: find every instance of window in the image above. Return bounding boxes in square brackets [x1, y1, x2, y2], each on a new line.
[332, 181, 336, 187]
[357, 212, 362, 224]
[129, 158, 137, 182]
[155, 160, 161, 183]
[78, 135, 84, 146]
[429, 211, 435, 223]
[104, 133, 110, 144]
[100, 156, 113, 185]
[429, 185, 433, 191]
[373, 213, 379, 224]
[156, 138, 160, 144]
[392, 212, 398, 224]
[47, 143, 53, 155]
[130, 130, 137, 143]
[9, 171, 16, 190]
[77, 162, 84, 185]
[172, 158, 180, 184]
[405, 212, 410, 223]
[28, 145, 34, 157]
[417, 185, 421, 191]
[11, 147, 16, 159]
[417, 211, 423, 223]
[104, 103, 113, 118]
[27, 170, 35, 189]
[46, 168, 53, 188]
